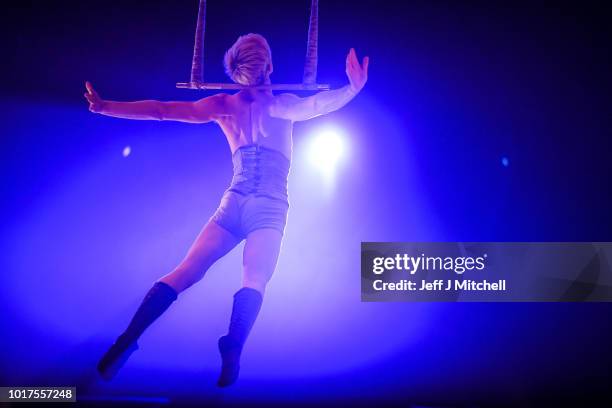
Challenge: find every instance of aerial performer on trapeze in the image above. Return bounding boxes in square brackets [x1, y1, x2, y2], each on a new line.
[86, 0, 368, 387]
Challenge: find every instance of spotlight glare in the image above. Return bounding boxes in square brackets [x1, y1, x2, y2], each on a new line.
[122, 146, 131, 158]
[308, 129, 346, 174]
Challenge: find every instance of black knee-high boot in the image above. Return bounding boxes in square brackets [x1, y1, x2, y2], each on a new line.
[97, 281, 178, 380]
[217, 287, 263, 387]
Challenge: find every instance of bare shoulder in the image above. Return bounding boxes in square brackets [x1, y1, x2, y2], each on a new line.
[269, 92, 301, 117]
[194, 92, 229, 107]
[273, 92, 300, 105]
[193, 93, 231, 115]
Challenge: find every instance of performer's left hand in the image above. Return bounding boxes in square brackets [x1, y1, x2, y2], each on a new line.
[84, 81, 105, 113]
[346, 48, 369, 93]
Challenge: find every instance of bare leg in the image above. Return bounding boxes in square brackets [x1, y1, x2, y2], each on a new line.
[98, 220, 240, 380]
[242, 228, 284, 294]
[217, 228, 283, 387]
[160, 220, 242, 293]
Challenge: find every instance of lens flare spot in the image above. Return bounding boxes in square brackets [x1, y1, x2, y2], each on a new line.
[308, 128, 346, 175]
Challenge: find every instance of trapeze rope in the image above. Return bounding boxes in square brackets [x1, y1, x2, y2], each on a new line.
[178, 0, 329, 91]
[303, 0, 319, 85]
[190, 0, 206, 84]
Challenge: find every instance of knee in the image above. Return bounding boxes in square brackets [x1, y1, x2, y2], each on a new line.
[242, 280, 267, 295]
[166, 261, 206, 290]
[242, 265, 273, 294]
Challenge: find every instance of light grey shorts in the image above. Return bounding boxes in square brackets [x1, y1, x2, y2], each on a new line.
[209, 190, 289, 240]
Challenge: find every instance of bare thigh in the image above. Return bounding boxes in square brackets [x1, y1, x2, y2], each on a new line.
[242, 228, 284, 294]
[160, 220, 241, 293]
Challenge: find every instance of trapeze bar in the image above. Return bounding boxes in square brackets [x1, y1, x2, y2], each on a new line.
[176, 82, 331, 91]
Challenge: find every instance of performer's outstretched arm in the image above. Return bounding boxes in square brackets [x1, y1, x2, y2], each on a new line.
[84, 81, 226, 123]
[270, 48, 369, 122]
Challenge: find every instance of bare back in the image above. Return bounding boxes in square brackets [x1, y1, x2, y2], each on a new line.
[85, 48, 368, 166]
[216, 91, 293, 162]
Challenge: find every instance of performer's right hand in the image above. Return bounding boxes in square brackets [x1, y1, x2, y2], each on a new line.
[84, 81, 105, 113]
[346, 48, 369, 94]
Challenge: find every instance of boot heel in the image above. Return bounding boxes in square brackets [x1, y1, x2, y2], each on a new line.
[217, 336, 242, 387]
[97, 336, 139, 381]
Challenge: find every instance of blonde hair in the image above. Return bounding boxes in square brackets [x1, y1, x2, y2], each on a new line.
[224, 33, 272, 86]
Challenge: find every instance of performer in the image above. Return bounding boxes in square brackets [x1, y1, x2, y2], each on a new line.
[86, 33, 369, 387]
